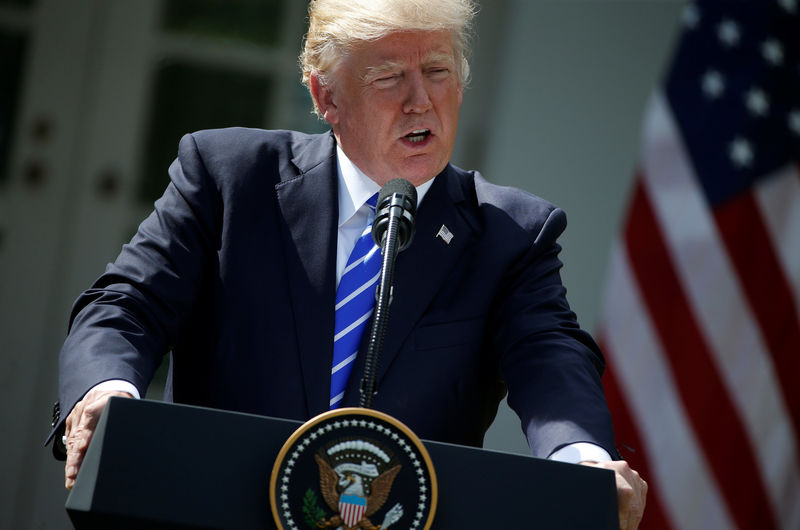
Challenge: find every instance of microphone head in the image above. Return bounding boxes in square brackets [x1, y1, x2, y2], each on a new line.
[376, 178, 417, 211]
[372, 178, 417, 251]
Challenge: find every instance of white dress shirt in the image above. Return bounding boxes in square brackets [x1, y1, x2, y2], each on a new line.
[335, 145, 433, 286]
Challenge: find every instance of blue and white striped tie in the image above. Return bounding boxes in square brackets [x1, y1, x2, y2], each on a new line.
[330, 193, 381, 409]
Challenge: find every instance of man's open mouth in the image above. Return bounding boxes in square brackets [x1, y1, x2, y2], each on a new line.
[405, 129, 431, 143]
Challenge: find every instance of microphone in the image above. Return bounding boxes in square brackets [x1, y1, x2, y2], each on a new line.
[372, 178, 417, 251]
[360, 178, 417, 408]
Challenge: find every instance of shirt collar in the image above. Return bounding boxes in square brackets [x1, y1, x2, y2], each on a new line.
[336, 145, 436, 228]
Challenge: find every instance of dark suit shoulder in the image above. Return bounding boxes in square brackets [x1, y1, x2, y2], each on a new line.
[182, 128, 333, 187]
[189, 127, 318, 155]
[448, 166, 566, 246]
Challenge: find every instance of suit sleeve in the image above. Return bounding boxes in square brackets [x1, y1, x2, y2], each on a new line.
[48, 133, 222, 449]
[491, 207, 618, 459]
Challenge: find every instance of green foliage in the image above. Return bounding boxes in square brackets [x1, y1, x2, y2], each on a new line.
[302, 488, 327, 528]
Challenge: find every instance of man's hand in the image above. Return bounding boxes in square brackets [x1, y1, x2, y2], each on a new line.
[581, 460, 647, 530]
[64, 389, 133, 490]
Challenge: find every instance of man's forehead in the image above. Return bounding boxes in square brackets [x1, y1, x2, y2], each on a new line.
[363, 50, 455, 72]
[353, 31, 456, 67]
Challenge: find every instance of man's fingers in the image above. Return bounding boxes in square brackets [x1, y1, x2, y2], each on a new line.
[64, 440, 84, 490]
[581, 460, 647, 530]
[632, 476, 648, 528]
[64, 398, 81, 440]
[64, 398, 85, 490]
[63, 390, 132, 490]
[609, 461, 646, 530]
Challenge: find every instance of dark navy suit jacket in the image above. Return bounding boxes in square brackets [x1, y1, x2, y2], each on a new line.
[51, 128, 616, 459]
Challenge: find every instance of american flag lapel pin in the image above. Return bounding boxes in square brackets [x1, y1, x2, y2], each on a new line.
[436, 224, 454, 244]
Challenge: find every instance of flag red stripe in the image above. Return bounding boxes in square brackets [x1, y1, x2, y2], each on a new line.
[624, 180, 778, 530]
[600, 338, 674, 530]
[713, 190, 800, 445]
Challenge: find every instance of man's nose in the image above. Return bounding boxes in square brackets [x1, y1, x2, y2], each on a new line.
[403, 72, 432, 114]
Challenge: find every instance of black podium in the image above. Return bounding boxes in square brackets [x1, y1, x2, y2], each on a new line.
[66, 398, 618, 529]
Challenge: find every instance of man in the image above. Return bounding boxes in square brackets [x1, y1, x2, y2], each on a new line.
[50, 0, 646, 527]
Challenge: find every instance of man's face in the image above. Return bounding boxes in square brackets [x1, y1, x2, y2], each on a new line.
[314, 30, 463, 186]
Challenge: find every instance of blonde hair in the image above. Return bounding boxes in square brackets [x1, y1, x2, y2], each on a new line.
[300, 0, 477, 114]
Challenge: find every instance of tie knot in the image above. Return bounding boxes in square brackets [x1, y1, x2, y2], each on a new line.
[366, 192, 379, 211]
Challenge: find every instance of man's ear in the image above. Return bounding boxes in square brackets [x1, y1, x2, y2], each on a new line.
[310, 72, 338, 125]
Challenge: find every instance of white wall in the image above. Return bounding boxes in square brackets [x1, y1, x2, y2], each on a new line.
[474, 0, 684, 455]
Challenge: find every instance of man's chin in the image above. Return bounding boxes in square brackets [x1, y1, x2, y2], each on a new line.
[393, 159, 448, 187]
[364, 154, 448, 186]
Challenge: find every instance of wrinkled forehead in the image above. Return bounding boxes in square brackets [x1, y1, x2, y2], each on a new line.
[340, 30, 457, 76]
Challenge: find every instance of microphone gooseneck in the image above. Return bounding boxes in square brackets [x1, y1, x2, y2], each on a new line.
[360, 178, 418, 408]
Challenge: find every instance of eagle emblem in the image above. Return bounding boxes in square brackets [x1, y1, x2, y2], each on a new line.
[313, 439, 404, 530]
[269, 408, 436, 530]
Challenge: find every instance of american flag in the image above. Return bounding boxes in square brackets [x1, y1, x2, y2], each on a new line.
[597, 1, 800, 528]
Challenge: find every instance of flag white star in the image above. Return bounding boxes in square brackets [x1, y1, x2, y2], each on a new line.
[761, 39, 784, 66]
[729, 138, 754, 168]
[682, 4, 700, 29]
[789, 110, 800, 135]
[702, 70, 725, 99]
[779, 0, 797, 14]
[717, 19, 741, 47]
[745, 88, 769, 117]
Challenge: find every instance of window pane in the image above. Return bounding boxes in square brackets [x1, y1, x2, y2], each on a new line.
[0, 30, 27, 185]
[139, 61, 271, 203]
[0, 0, 35, 7]
[162, 0, 284, 48]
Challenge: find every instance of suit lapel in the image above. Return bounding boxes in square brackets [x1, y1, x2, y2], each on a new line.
[344, 167, 478, 401]
[275, 133, 338, 417]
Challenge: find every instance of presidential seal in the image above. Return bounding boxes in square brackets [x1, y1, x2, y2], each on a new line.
[269, 408, 437, 530]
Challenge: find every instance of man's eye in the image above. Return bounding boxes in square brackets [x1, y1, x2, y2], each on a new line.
[373, 74, 400, 88]
[427, 68, 450, 79]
